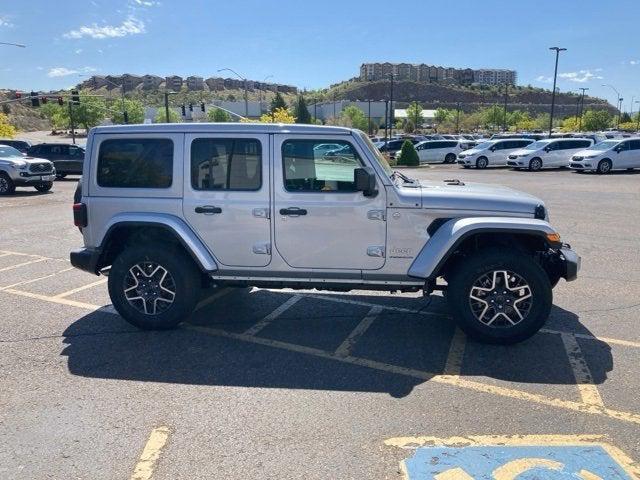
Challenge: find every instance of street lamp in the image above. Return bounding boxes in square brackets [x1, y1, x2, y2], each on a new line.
[388, 72, 395, 135]
[548, 46, 567, 136]
[218, 68, 248, 117]
[78, 74, 128, 124]
[602, 84, 622, 128]
[0, 41, 26, 48]
[260, 75, 273, 106]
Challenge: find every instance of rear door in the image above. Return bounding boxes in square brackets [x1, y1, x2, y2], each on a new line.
[627, 139, 640, 168]
[560, 140, 592, 167]
[182, 133, 271, 267]
[273, 134, 386, 270]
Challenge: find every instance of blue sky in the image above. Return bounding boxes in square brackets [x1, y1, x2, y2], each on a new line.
[1, 0, 639, 108]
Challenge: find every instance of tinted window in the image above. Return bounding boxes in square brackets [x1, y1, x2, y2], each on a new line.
[69, 145, 84, 158]
[191, 138, 261, 191]
[98, 138, 173, 188]
[282, 139, 362, 193]
[617, 141, 630, 151]
[444, 141, 458, 148]
[629, 139, 640, 150]
[515, 140, 534, 148]
[50, 145, 69, 155]
[554, 141, 573, 150]
[426, 142, 442, 149]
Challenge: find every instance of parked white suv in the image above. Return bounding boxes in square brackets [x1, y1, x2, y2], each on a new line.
[457, 139, 534, 169]
[407, 140, 462, 164]
[0, 145, 55, 195]
[507, 138, 594, 171]
[70, 124, 580, 344]
[569, 138, 640, 173]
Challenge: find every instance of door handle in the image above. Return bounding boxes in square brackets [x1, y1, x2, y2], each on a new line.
[279, 207, 307, 216]
[195, 205, 222, 215]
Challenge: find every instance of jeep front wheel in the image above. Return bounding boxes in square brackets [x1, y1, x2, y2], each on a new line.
[108, 245, 200, 330]
[446, 249, 552, 344]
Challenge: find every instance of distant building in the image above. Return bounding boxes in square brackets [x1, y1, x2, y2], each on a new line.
[205, 77, 225, 91]
[142, 74, 163, 90]
[122, 74, 143, 91]
[165, 75, 183, 91]
[186, 76, 204, 91]
[359, 62, 517, 86]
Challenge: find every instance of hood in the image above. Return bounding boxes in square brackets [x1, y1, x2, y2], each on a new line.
[573, 149, 602, 157]
[510, 147, 538, 156]
[460, 147, 484, 155]
[0, 155, 53, 167]
[417, 179, 544, 216]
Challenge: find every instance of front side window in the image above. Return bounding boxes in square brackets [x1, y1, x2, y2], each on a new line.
[191, 138, 261, 191]
[282, 139, 362, 192]
[98, 138, 173, 188]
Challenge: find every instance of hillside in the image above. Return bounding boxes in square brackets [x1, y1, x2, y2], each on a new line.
[0, 91, 51, 132]
[319, 80, 616, 116]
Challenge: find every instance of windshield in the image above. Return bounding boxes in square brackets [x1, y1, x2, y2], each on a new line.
[587, 140, 620, 151]
[0, 145, 23, 157]
[358, 131, 393, 177]
[525, 140, 554, 150]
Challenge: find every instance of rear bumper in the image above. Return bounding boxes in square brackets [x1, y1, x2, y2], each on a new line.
[70, 247, 101, 275]
[558, 245, 580, 282]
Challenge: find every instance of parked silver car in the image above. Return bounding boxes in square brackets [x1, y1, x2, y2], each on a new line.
[70, 124, 579, 344]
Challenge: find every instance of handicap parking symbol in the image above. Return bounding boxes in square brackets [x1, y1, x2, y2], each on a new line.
[386, 436, 639, 480]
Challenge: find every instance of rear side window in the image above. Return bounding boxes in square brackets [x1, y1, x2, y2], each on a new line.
[575, 140, 592, 149]
[629, 139, 640, 150]
[191, 138, 261, 191]
[97, 138, 173, 188]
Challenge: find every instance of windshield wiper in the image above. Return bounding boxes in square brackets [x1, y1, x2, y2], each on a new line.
[391, 170, 416, 184]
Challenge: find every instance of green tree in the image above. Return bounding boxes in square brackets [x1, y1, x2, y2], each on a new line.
[110, 98, 145, 124]
[293, 95, 312, 124]
[434, 108, 452, 124]
[339, 105, 368, 131]
[581, 110, 612, 131]
[72, 91, 107, 130]
[406, 102, 423, 131]
[270, 92, 287, 113]
[0, 112, 16, 138]
[41, 103, 69, 130]
[397, 140, 419, 166]
[155, 108, 181, 123]
[208, 107, 232, 122]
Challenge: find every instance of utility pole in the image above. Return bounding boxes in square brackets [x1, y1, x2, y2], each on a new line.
[455, 102, 461, 134]
[548, 47, 567, 136]
[502, 83, 509, 132]
[384, 100, 389, 141]
[243, 78, 248, 118]
[602, 84, 622, 129]
[164, 92, 170, 123]
[368, 99, 371, 134]
[68, 101, 76, 145]
[578, 87, 589, 131]
[389, 73, 395, 136]
[121, 83, 128, 124]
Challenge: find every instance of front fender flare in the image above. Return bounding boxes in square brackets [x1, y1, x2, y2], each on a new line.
[98, 213, 218, 272]
[407, 216, 558, 280]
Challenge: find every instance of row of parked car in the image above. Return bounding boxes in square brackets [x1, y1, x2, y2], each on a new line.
[375, 134, 640, 173]
[0, 139, 85, 194]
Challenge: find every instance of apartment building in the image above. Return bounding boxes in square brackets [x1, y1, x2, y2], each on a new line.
[359, 63, 517, 85]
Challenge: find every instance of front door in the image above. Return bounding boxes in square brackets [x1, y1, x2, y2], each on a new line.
[182, 133, 271, 267]
[273, 135, 387, 270]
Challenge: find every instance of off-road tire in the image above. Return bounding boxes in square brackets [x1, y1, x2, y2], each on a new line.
[597, 159, 612, 174]
[476, 156, 488, 169]
[108, 245, 200, 330]
[35, 182, 53, 192]
[0, 172, 15, 195]
[446, 248, 552, 344]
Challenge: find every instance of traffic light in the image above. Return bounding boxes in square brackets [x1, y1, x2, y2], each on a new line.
[15, 92, 22, 99]
[42, 97, 48, 104]
[57, 96, 64, 106]
[200, 102, 205, 112]
[71, 90, 80, 104]
[180, 104, 186, 116]
[30, 92, 40, 107]
[188, 103, 193, 112]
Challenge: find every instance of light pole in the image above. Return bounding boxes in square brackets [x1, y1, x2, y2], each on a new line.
[0, 41, 26, 48]
[218, 68, 248, 117]
[502, 83, 509, 132]
[164, 91, 177, 122]
[602, 84, 622, 128]
[260, 75, 273, 107]
[635, 100, 640, 132]
[78, 74, 128, 123]
[578, 87, 589, 131]
[389, 73, 395, 135]
[548, 47, 567, 136]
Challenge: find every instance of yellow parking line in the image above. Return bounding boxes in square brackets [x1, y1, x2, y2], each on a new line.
[52, 278, 108, 299]
[442, 327, 466, 379]
[541, 328, 640, 349]
[186, 324, 640, 426]
[194, 287, 234, 311]
[130, 426, 171, 480]
[3, 288, 102, 310]
[0, 257, 47, 272]
[0, 266, 75, 290]
[244, 295, 302, 336]
[560, 332, 604, 407]
[334, 305, 382, 357]
[0, 252, 13, 258]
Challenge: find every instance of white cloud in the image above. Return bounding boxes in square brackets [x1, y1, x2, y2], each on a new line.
[63, 16, 145, 39]
[74, 48, 83, 54]
[47, 66, 97, 77]
[630, 60, 638, 65]
[558, 69, 603, 83]
[536, 75, 552, 83]
[0, 14, 14, 27]
[133, 0, 160, 5]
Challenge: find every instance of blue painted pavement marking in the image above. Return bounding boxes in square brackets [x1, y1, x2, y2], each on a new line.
[404, 445, 632, 479]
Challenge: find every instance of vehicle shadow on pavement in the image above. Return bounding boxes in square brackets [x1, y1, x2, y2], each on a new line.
[60, 288, 612, 398]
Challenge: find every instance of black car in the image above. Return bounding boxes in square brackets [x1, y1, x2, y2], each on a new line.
[26, 143, 85, 178]
[0, 139, 31, 154]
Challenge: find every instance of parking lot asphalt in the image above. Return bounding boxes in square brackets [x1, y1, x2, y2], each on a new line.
[1, 167, 639, 479]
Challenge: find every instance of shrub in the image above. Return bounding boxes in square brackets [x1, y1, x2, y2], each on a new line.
[397, 140, 419, 166]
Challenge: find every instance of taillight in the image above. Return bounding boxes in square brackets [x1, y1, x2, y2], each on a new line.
[73, 203, 87, 228]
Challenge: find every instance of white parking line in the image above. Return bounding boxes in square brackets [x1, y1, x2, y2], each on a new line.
[0, 257, 47, 272]
[244, 295, 302, 335]
[194, 287, 234, 311]
[560, 332, 605, 408]
[334, 305, 382, 357]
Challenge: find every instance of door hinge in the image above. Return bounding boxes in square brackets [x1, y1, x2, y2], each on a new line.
[252, 242, 271, 255]
[367, 246, 385, 257]
[252, 208, 270, 219]
[367, 209, 386, 221]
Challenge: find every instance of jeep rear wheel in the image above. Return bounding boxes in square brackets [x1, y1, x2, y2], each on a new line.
[446, 249, 552, 344]
[108, 245, 200, 330]
[0, 173, 15, 195]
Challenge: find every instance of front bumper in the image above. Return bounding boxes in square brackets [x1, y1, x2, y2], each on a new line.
[558, 245, 580, 282]
[70, 247, 101, 275]
[11, 172, 55, 185]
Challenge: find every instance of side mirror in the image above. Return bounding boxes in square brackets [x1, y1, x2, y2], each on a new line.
[489, 147, 496, 152]
[614, 146, 622, 153]
[354, 167, 377, 197]
[544, 147, 551, 152]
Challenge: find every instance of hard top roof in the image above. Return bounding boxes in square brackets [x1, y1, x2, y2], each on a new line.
[91, 123, 356, 135]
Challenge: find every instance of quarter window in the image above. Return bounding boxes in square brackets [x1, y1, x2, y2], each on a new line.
[97, 138, 173, 188]
[191, 138, 261, 191]
[282, 139, 362, 192]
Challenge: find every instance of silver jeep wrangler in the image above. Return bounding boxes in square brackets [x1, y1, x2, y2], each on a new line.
[70, 123, 579, 344]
